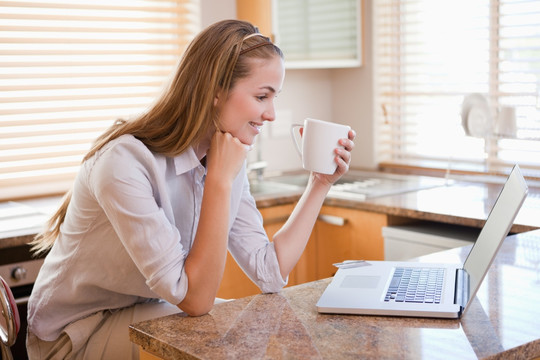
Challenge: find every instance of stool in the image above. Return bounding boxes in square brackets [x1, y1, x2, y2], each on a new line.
[0, 276, 20, 360]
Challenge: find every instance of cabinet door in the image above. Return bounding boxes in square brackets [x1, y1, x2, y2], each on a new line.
[315, 206, 387, 279]
[236, 0, 273, 37]
[274, 0, 362, 69]
[236, 0, 362, 69]
[217, 251, 261, 300]
[217, 203, 295, 299]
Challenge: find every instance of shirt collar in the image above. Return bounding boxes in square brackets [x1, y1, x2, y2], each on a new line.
[173, 146, 205, 176]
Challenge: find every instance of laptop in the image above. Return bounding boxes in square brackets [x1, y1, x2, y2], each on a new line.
[316, 164, 528, 318]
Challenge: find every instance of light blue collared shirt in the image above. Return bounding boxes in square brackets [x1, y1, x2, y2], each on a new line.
[28, 134, 286, 341]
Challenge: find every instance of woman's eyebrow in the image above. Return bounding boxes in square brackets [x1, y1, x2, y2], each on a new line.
[260, 85, 282, 94]
[260, 85, 276, 93]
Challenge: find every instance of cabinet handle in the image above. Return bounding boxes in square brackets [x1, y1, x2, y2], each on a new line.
[318, 214, 347, 226]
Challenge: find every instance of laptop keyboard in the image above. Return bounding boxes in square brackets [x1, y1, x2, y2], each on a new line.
[384, 267, 445, 304]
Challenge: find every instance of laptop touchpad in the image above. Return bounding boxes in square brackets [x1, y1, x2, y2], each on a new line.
[340, 275, 380, 289]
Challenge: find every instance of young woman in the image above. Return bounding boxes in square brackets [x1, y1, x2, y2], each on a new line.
[27, 19, 355, 359]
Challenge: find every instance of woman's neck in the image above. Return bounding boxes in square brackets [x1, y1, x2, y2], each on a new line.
[193, 136, 211, 165]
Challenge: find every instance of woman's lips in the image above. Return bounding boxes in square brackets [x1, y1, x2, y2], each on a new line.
[249, 122, 262, 134]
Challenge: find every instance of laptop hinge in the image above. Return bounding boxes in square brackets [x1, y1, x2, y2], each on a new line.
[454, 268, 470, 312]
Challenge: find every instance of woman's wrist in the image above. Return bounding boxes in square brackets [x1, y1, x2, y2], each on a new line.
[204, 172, 234, 192]
[307, 173, 333, 195]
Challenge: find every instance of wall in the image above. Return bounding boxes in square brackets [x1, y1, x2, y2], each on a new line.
[331, 0, 375, 169]
[200, 0, 376, 174]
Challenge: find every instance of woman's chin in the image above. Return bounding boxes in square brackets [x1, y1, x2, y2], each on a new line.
[239, 134, 257, 146]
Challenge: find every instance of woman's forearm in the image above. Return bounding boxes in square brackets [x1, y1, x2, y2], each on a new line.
[178, 176, 232, 315]
[272, 176, 330, 279]
[179, 131, 249, 315]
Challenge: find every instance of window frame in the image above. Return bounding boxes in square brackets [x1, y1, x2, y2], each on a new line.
[374, 0, 540, 179]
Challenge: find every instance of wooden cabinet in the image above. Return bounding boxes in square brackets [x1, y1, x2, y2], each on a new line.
[216, 253, 260, 300]
[314, 206, 387, 279]
[236, 0, 273, 37]
[236, 0, 363, 69]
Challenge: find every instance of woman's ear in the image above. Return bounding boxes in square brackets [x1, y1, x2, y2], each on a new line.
[214, 89, 221, 107]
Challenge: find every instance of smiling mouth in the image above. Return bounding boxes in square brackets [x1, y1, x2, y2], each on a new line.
[249, 122, 262, 132]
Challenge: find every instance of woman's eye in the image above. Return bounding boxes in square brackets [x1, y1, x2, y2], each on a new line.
[256, 95, 268, 101]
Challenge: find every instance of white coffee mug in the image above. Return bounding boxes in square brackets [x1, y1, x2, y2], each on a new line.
[291, 118, 351, 174]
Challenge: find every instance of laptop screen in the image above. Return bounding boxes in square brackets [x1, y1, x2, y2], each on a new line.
[462, 165, 528, 308]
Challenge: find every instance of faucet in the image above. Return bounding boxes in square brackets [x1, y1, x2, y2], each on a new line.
[248, 160, 268, 182]
[247, 135, 267, 182]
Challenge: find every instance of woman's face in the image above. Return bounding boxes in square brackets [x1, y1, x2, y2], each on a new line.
[216, 55, 285, 146]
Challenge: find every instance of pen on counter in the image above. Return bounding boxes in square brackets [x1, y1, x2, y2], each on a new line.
[332, 260, 367, 269]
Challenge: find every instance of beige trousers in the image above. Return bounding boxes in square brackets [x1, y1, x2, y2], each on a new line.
[26, 300, 181, 360]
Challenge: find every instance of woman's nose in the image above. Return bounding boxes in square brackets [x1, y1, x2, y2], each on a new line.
[263, 104, 275, 122]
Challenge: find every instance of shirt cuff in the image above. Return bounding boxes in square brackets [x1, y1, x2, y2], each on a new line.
[256, 242, 287, 293]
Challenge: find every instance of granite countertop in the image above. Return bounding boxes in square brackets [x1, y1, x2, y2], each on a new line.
[129, 230, 540, 359]
[0, 196, 62, 250]
[256, 177, 540, 234]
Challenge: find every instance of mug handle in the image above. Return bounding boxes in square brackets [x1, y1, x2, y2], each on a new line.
[290, 124, 303, 157]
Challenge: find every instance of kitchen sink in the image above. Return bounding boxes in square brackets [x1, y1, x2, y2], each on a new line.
[248, 180, 304, 197]
[262, 174, 311, 187]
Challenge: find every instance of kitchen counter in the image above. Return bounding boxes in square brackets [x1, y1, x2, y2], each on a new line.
[0, 196, 62, 249]
[129, 230, 540, 359]
[2, 173, 539, 249]
[254, 173, 540, 234]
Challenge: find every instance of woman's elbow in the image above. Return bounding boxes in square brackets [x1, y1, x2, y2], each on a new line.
[177, 298, 214, 317]
[185, 306, 212, 317]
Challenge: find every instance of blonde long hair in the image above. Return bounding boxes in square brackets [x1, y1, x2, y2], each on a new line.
[31, 19, 283, 255]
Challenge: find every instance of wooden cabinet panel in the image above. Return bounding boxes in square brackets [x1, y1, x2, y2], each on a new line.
[236, 0, 273, 37]
[289, 231, 318, 285]
[217, 251, 260, 300]
[315, 206, 388, 279]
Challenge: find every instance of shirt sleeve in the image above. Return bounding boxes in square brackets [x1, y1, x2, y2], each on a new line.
[227, 178, 288, 293]
[87, 139, 189, 305]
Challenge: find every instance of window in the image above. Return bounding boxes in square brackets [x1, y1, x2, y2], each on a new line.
[374, 0, 540, 177]
[0, 0, 200, 200]
[274, 0, 362, 69]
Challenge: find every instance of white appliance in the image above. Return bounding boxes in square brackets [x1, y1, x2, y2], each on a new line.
[383, 223, 479, 261]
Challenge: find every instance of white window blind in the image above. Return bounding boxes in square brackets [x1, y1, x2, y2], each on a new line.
[375, 0, 540, 177]
[274, 0, 362, 68]
[0, 0, 200, 201]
